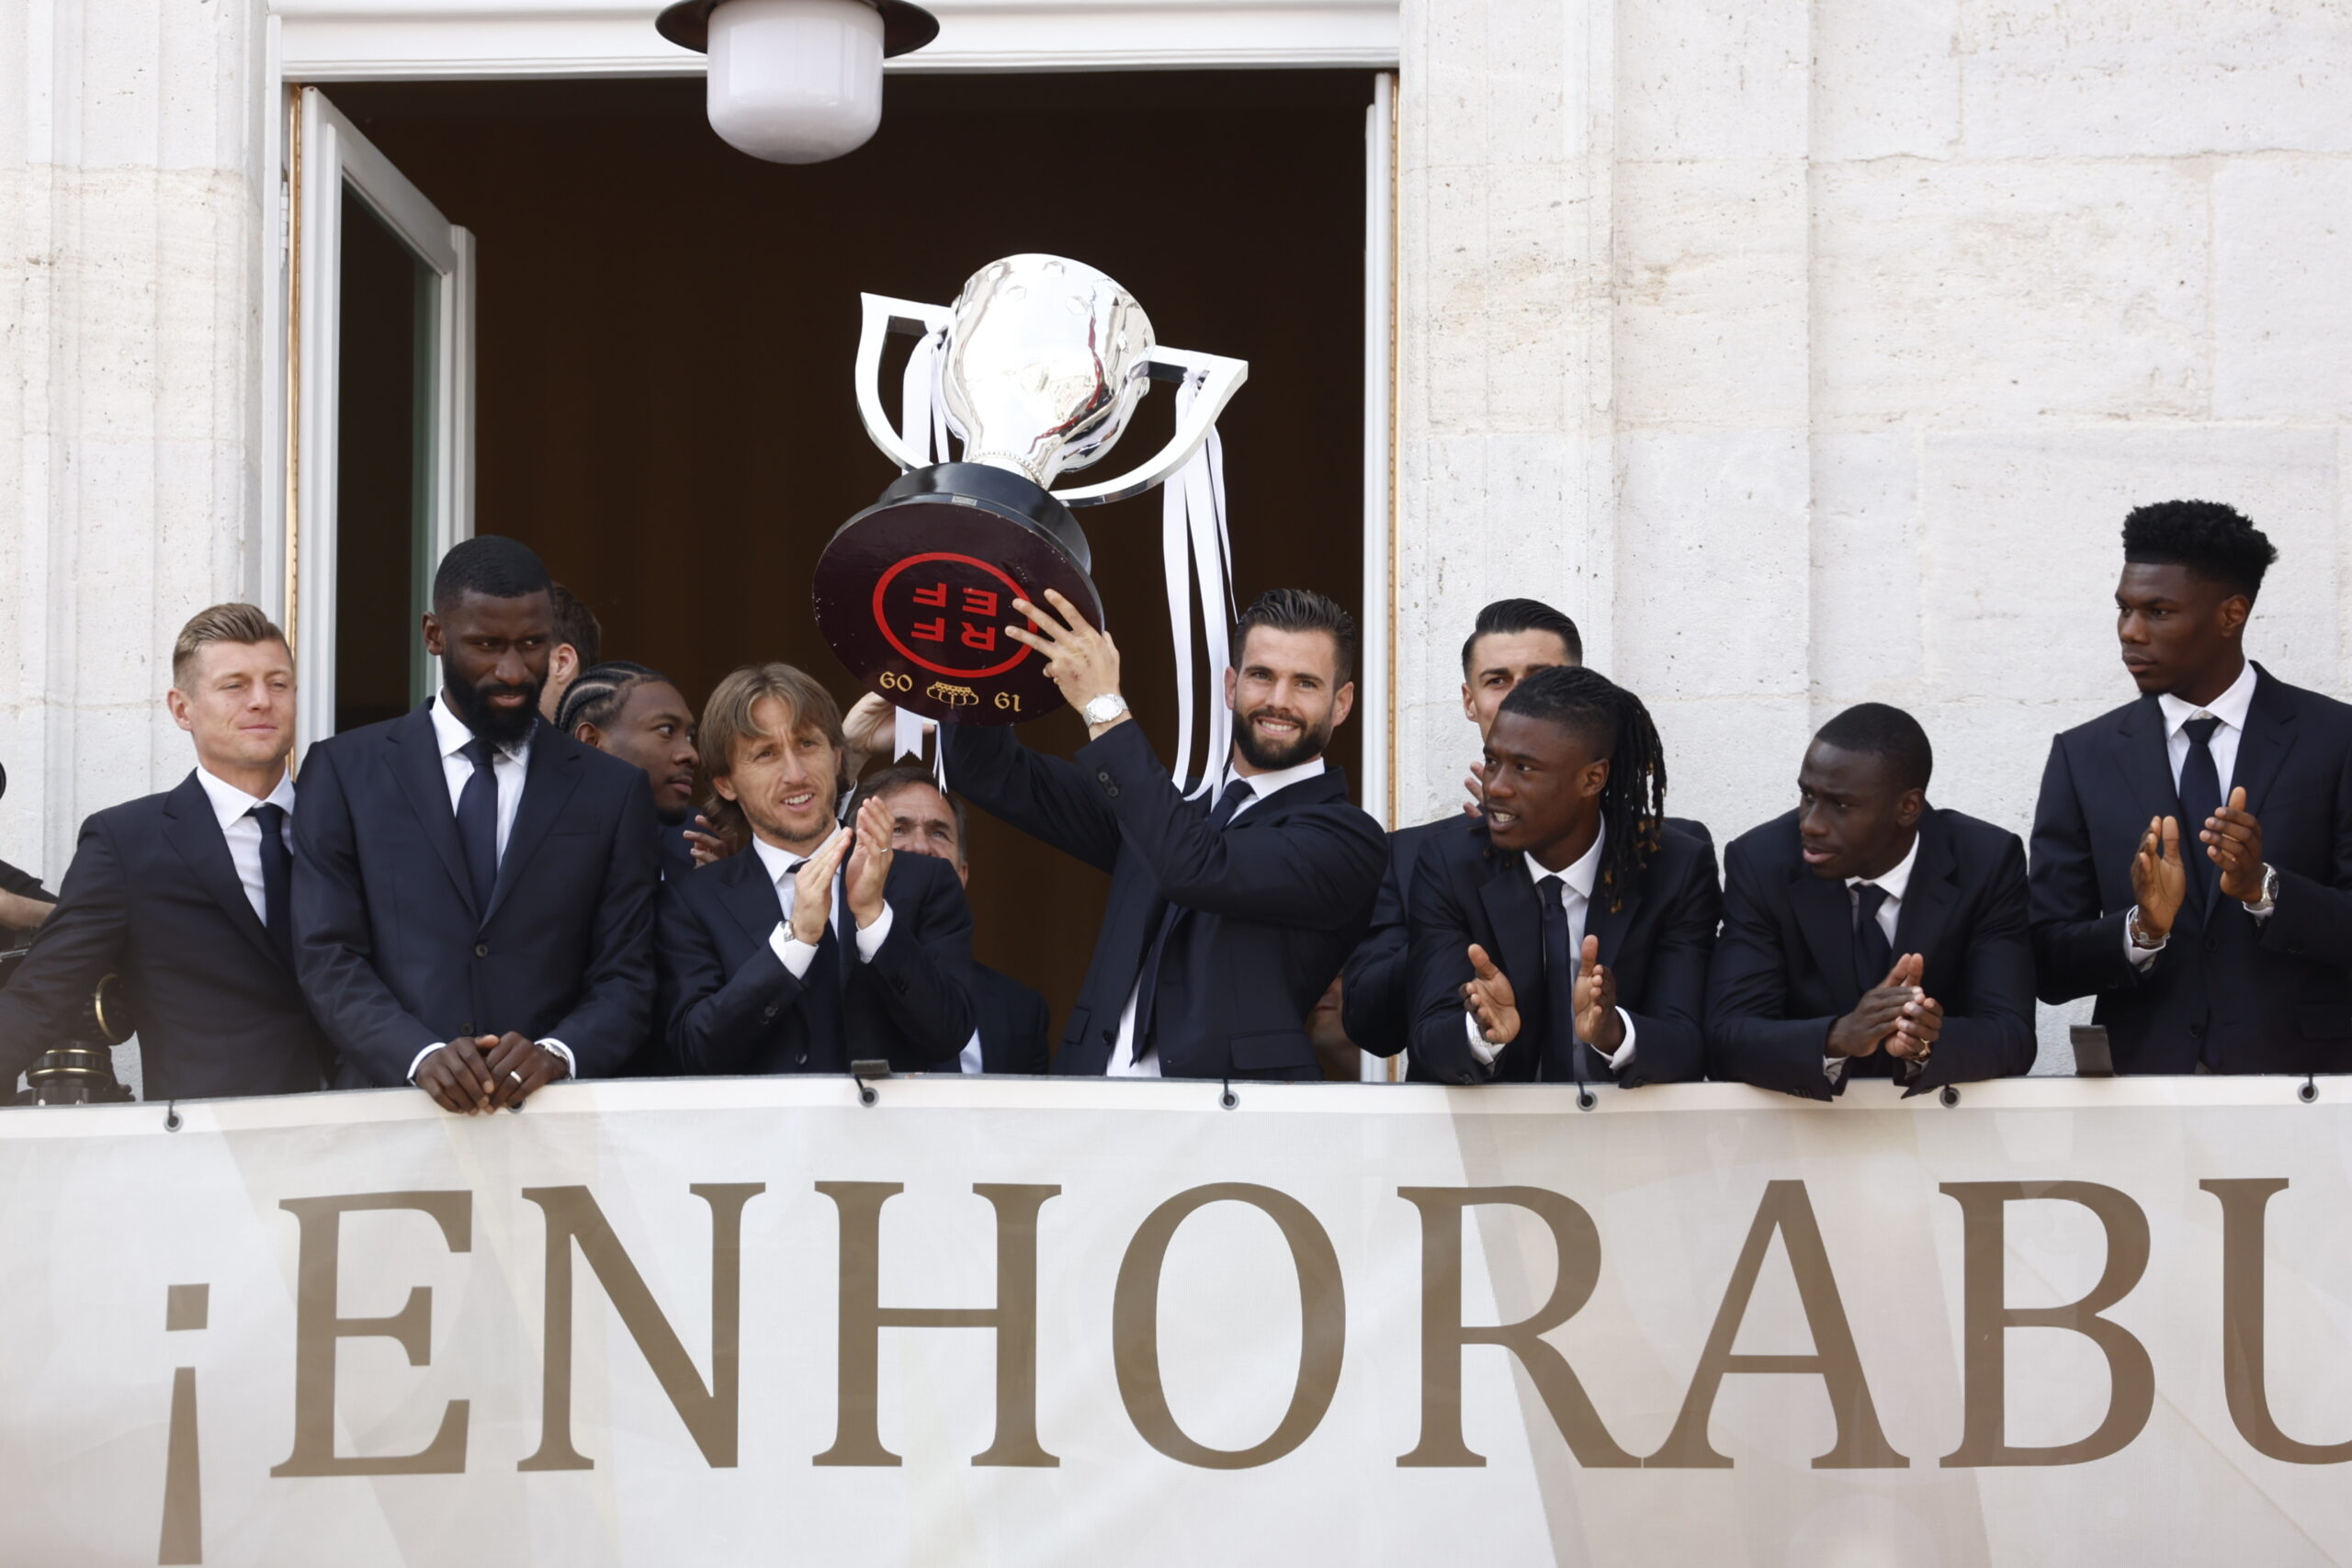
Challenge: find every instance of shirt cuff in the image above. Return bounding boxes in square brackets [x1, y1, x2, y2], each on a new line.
[2124, 907, 2168, 969]
[537, 1039, 574, 1077]
[853, 902, 893, 962]
[1604, 1009, 1636, 1073]
[1463, 1010, 1498, 1066]
[1823, 1055, 1847, 1083]
[408, 1041, 446, 1084]
[769, 922, 819, 979]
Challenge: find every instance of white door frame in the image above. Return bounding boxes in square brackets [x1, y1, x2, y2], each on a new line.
[289, 85, 477, 750]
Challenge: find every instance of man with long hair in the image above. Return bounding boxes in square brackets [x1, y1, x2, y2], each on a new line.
[1406, 665, 1720, 1086]
[656, 663, 974, 1076]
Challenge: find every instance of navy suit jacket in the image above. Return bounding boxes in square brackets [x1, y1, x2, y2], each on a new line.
[2029, 665, 2352, 1073]
[944, 719, 1385, 1079]
[965, 962, 1051, 1075]
[1349, 811, 1713, 1077]
[292, 705, 662, 1085]
[0, 773, 333, 1100]
[657, 845, 975, 1075]
[1405, 819, 1720, 1086]
[1707, 806, 2037, 1099]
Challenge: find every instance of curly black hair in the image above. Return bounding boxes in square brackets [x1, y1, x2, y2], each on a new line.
[2121, 500, 2278, 602]
[1497, 665, 1666, 910]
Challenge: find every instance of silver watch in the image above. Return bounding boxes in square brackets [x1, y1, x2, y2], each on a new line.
[2244, 862, 2279, 915]
[1081, 693, 1129, 727]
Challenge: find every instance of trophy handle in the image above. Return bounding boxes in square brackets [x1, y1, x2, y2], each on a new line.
[855, 292, 954, 472]
[1051, 347, 1250, 508]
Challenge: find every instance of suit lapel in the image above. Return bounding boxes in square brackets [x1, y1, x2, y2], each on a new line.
[1476, 856, 1546, 1036]
[483, 724, 582, 925]
[388, 704, 479, 918]
[1791, 865, 1856, 999]
[718, 850, 787, 945]
[2113, 696, 2183, 826]
[1587, 858, 1646, 968]
[1890, 816, 1959, 969]
[159, 773, 282, 970]
[2231, 664, 2298, 817]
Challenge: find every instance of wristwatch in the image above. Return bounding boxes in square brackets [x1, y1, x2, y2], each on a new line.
[2242, 862, 2279, 917]
[1081, 693, 1130, 727]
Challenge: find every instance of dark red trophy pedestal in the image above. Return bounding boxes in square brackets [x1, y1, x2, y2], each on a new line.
[813, 462, 1102, 726]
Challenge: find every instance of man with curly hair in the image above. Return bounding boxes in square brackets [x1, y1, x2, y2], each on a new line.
[2029, 501, 2352, 1074]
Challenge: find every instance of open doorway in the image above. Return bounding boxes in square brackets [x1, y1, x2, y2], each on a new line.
[318, 70, 1374, 1043]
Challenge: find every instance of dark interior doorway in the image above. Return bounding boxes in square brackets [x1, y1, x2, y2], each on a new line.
[327, 71, 1373, 1053]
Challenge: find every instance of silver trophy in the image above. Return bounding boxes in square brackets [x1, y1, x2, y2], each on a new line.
[812, 254, 1247, 724]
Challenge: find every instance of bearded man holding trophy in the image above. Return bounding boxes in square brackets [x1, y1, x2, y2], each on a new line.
[822, 255, 1385, 1080]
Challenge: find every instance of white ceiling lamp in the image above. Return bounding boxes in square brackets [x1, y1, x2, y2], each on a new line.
[655, 0, 941, 164]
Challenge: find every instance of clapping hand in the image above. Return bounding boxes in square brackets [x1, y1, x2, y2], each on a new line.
[790, 826, 852, 946]
[2130, 814, 2186, 942]
[2202, 786, 2267, 903]
[1570, 934, 1625, 1054]
[1462, 943, 1521, 1046]
[1828, 953, 1923, 1059]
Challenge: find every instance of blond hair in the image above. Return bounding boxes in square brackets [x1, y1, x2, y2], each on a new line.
[172, 604, 288, 690]
[698, 662, 846, 853]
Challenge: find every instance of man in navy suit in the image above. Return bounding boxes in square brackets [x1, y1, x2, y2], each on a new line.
[899, 587, 1385, 1081]
[1708, 704, 2036, 1098]
[0, 604, 331, 1099]
[2030, 502, 2352, 1073]
[846, 765, 1050, 1074]
[292, 537, 662, 1111]
[1343, 598, 1585, 1066]
[1407, 666, 1720, 1086]
[657, 667, 974, 1076]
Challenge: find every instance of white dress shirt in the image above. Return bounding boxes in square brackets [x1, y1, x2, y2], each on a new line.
[2129, 660, 2269, 965]
[747, 834, 895, 976]
[1824, 830, 1919, 1084]
[191, 764, 298, 925]
[1107, 755, 1329, 1077]
[1461, 823, 1639, 1076]
[408, 694, 575, 1087]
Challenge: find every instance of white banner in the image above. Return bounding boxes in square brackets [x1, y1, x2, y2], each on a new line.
[6, 1076, 2352, 1566]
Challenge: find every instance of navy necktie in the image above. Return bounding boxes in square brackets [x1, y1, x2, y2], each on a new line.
[456, 738, 501, 913]
[249, 802, 294, 967]
[2179, 716, 2222, 912]
[1131, 778, 1257, 1064]
[1852, 882, 1893, 994]
[1535, 874, 1578, 1085]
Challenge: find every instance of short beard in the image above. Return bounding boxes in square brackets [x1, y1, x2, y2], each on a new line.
[442, 654, 543, 749]
[1234, 705, 1331, 773]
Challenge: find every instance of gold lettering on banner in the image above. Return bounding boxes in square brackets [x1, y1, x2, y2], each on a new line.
[271, 1191, 472, 1477]
[814, 1181, 1061, 1468]
[2201, 1178, 2352, 1463]
[1113, 1183, 1346, 1470]
[1940, 1180, 2154, 1467]
[1394, 1187, 1636, 1469]
[517, 1184, 766, 1472]
[1649, 1180, 1905, 1470]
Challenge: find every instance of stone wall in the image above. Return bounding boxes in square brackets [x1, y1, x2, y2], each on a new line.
[0, 0, 269, 895]
[1398, 0, 2352, 1065]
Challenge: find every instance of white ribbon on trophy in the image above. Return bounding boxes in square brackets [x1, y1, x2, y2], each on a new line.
[1160, 370, 1236, 800]
[891, 325, 953, 776]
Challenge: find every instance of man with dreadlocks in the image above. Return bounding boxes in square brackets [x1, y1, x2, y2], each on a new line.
[1707, 703, 2035, 1098]
[1405, 665, 1720, 1085]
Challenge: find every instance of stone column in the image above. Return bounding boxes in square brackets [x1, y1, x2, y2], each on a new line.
[0, 0, 270, 882]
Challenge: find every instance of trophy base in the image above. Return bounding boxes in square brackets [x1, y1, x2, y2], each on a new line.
[813, 463, 1101, 726]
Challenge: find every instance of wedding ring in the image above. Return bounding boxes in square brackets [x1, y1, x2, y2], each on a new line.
[508, 1070, 523, 1086]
